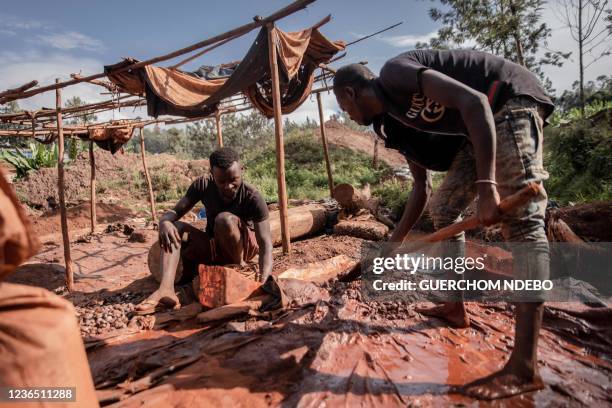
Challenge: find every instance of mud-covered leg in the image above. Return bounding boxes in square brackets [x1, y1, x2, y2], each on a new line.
[416, 144, 477, 328]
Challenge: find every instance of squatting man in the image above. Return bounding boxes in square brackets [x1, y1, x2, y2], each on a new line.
[136, 147, 273, 315]
[333, 48, 552, 400]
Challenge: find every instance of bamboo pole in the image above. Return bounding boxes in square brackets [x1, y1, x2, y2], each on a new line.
[89, 141, 97, 234]
[140, 128, 157, 222]
[215, 110, 223, 148]
[316, 92, 334, 197]
[0, 0, 316, 104]
[55, 79, 74, 291]
[267, 23, 291, 254]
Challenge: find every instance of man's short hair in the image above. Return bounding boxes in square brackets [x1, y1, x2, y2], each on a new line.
[333, 64, 376, 92]
[210, 147, 240, 170]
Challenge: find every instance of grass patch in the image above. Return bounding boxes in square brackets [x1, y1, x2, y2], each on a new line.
[244, 130, 391, 202]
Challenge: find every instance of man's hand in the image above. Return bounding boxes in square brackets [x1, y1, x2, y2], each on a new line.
[159, 220, 181, 252]
[476, 183, 501, 226]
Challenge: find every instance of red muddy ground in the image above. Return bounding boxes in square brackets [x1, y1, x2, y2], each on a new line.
[10, 221, 611, 407]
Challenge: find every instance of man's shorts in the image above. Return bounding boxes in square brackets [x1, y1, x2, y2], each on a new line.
[178, 218, 259, 283]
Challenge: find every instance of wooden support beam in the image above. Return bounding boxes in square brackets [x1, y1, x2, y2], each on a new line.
[372, 137, 379, 169]
[89, 141, 97, 234]
[140, 128, 157, 222]
[267, 23, 291, 254]
[55, 79, 74, 292]
[215, 110, 223, 148]
[316, 92, 334, 197]
[0, 80, 38, 99]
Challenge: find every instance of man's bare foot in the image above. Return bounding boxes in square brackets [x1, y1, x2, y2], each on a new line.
[415, 302, 470, 328]
[134, 288, 180, 315]
[461, 367, 544, 400]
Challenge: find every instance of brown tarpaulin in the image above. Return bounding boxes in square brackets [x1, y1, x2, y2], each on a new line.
[106, 25, 344, 118]
[80, 121, 136, 154]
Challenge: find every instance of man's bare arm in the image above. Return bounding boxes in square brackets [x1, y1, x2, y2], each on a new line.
[389, 161, 432, 243]
[254, 219, 273, 282]
[419, 69, 500, 225]
[158, 196, 197, 250]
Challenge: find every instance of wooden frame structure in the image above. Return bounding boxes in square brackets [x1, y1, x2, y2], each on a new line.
[0, 1, 401, 290]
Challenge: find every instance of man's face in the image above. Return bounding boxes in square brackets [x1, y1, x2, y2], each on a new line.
[334, 86, 374, 126]
[211, 161, 242, 203]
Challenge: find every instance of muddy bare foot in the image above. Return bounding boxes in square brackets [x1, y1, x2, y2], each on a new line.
[461, 368, 545, 400]
[134, 288, 180, 315]
[415, 302, 470, 328]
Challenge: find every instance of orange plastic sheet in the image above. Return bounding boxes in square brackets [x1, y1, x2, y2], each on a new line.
[106, 25, 344, 118]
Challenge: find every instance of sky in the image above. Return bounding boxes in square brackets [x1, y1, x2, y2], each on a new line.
[1, 0, 610, 125]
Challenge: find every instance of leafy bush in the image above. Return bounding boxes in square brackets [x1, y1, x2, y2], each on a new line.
[1, 142, 58, 178]
[544, 113, 612, 204]
[372, 179, 412, 218]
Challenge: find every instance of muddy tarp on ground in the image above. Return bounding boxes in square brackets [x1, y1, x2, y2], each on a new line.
[106, 25, 344, 118]
[89, 283, 611, 407]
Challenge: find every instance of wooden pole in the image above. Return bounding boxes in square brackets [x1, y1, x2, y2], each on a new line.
[316, 92, 334, 197]
[140, 128, 157, 222]
[372, 137, 379, 169]
[215, 110, 223, 148]
[267, 23, 291, 254]
[55, 79, 74, 291]
[89, 141, 96, 234]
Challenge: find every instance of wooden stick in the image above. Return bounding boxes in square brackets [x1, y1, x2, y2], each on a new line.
[267, 23, 291, 254]
[316, 92, 334, 197]
[215, 110, 223, 147]
[341, 183, 544, 282]
[372, 137, 379, 169]
[0, 0, 316, 104]
[140, 128, 157, 222]
[0, 80, 38, 99]
[55, 79, 74, 291]
[420, 182, 542, 243]
[89, 141, 97, 234]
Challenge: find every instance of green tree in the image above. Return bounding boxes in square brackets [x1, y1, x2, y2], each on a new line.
[64, 96, 98, 160]
[417, 0, 570, 91]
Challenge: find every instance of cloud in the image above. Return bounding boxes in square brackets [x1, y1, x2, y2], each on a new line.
[37, 31, 105, 52]
[380, 31, 438, 48]
[285, 91, 339, 124]
[0, 14, 46, 31]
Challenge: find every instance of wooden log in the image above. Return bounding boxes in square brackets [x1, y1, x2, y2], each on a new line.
[0, 0, 316, 104]
[267, 23, 291, 254]
[215, 110, 223, 148]
[333, 220, 389, 241]
[278, 255, 357, 282]
[316, 92, 334, 197]
[333, 183, 372, 212]
[89, 141, 96, 234]
[139, 128, 157, 222]
[55, 79, 74, 291]
[269, 204, 326, 247]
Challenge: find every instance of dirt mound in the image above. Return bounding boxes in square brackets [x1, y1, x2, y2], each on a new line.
[13, 149, 209, 210]
[315, 120, 407, 167]
[30, 201, 135, 236]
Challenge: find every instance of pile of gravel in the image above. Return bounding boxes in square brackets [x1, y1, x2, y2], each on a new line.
[75, 291, 148, 337]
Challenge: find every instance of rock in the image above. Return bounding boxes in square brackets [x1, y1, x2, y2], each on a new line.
[128, 229, 148, 243]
